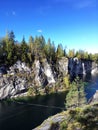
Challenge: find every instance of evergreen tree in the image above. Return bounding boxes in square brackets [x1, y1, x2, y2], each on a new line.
[28, 36, 34, 63]
[28, 36, 34, 53]
[1, 31, 16, 65]
[68, 49, 75, 58]
[44, 39, 55, 61]
[33, 36, 43, 59]
[56, 44, 64, 58]
[20, 36, 28, 62]
[65, 77, 87, 109]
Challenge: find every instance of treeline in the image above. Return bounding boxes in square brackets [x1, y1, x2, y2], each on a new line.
[0, 31, 98, 66]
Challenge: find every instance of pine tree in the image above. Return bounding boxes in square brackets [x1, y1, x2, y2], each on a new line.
[56, 44, 64, 58]
[20, 36, 28, 62]
[28, 36, 34, 63]
[65, 77, 87, 109]
[1, 31, 16, 65]
[28, 36, 34, 53]
[68, 49, 75, 58]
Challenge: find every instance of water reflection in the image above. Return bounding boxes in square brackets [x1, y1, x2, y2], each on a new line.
[84, 73, 98, 99]
[0, 93, 65, 130]
[0, 73, 98, 130]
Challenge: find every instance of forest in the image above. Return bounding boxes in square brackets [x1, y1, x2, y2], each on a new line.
[0, 31, 98, 66]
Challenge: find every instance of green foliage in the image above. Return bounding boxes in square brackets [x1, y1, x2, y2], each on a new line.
[44, 38, 56, 61]
[56, 44, 64, 58]
[60, 121, 67, 130]
[63, 75, 70, 89]
[0, 31, 16, 65]
[59, 103, 98, 130]
[0, 30, 98, 66]
[20, 36, 29, 62]
[27, 87, 34, 96]
[68, 49, 75, 58]
[65, 77, 87, 109]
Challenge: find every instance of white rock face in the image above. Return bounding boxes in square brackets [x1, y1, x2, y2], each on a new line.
[82, 63, 86, 74]
[57, 57, 68, 76]
[43, 59, 55, 84]
[7, 60, 31, 75]
[0, 58, 98, 100]
[14, 61, 31, 71]
[93, 90, 98, 99]
[34, 60, 41, 86]
[89, 90, 98, 104]
[0, 76, 27, 100]
[68, 58, 98, 76]
[91, 62, 98, 74]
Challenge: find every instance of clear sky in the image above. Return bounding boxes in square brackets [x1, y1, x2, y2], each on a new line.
[0, 0, 98, 53]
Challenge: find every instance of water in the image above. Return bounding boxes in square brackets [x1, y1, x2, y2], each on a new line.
[0, 73, 98, 130]
[0, 92, 66, 130]
[84, 73, 98, 99]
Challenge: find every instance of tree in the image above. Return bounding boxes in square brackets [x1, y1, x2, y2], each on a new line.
[63, 75, 70, 89]
[9, 30, 15, 44]
[28, 36, 34, 53]
[20, 36, 29, 62]
[33, 36, 44, 59]
[56, 44, 64, 58]
[1, 31, 16, 65]
[84, 51, 88, 59]
[28, 36, 34, 63]
[44, 38, 51, 59]
[75, 50, 84, 59]
[0, 38, 4, 63]
[44, 39, 56, 61]
[65, 77, 87, 109]
[68, 49, 75, 58]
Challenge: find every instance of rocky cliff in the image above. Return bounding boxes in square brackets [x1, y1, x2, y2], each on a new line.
[68, 58, 97, 76]
[33, 103, 98, 130]
[88, 90, 98, 104]
[0, 57, 97, 100]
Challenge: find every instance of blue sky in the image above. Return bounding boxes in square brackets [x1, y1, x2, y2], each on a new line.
[0, 0, 98, 53]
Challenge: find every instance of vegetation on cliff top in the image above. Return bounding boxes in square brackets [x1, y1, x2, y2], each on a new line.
[59, 103, 98, 130]
[0, 31, 98, 66]
[35, 103, 98, 130]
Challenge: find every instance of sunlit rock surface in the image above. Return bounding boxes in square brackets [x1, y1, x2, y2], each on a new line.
[43, 59, 55, 84]
[0, 58, 98, 100]
[57, 57, 68, 76]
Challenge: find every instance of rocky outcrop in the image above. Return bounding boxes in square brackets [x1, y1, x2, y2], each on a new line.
[0, 59, 56, 100]
[0, 75, 28, 100]
[57, 57, 68, 76]
[33, 60, 42, 86]
[88, 90, 98, 104]
[33, 112, 67, 130]
[33, 103, 98, 130]
[7, 61, 31, 75]
[0, 58, 98, 100]
[42, 59, 55, 84]
[68, 58, 98, 77]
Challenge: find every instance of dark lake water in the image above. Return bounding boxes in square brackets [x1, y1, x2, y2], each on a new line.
[0, 73, 98, 130]
[0, 92, 66, 130]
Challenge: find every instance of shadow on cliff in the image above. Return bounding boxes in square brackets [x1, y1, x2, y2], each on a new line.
[68, 58, 93, 81]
